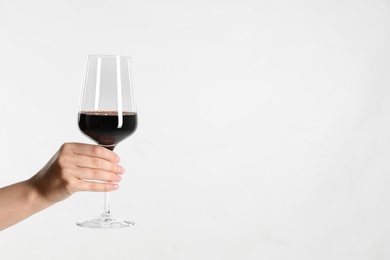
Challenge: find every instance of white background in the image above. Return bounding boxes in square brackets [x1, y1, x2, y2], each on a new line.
[1, 0, 390, 259]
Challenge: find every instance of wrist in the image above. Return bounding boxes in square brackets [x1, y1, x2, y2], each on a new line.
[24, 178, 55, 210]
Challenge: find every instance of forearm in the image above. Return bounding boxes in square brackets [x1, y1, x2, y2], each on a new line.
[0, 143, 122, 231]
[0, 180, 54, 231]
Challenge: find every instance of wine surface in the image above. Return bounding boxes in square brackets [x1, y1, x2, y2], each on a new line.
[78, 111, 137, 147]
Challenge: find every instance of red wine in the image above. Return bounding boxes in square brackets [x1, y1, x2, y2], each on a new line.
[78, 111, 137, 149]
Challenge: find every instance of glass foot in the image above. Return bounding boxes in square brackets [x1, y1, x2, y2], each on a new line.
[76, 213, 134, 229]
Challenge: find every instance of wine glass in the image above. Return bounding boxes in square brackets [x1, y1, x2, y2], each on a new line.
[76, 54, 137, 228]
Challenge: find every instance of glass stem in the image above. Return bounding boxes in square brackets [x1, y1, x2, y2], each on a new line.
[103, 192, 111, 216]
[100, 144, 115, 218]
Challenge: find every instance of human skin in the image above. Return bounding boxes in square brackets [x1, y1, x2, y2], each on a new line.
[0, 142, 125, 231]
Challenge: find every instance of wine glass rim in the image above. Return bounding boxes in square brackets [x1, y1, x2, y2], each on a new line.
[87, 54, 132, 59]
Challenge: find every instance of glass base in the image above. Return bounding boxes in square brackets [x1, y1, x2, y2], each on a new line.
[76, 213, 134, 229]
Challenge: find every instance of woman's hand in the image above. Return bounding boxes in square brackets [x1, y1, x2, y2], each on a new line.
[0, 142, 125, 231]
[28, 142, 125, 204]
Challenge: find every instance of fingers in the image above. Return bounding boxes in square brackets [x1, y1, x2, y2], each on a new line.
[62, 142, 120, 163]
[77, 167, 122, 183]
[76, 179, 120, 192]
[72, 154, 124, 174]
[59, 143, 126, 193]
[63, 167, 123, 194]
[59, 142, 124, 176]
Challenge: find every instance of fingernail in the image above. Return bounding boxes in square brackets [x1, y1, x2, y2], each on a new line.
[112, 184, 119, 190]
[118, 166, 125, 174]
[117, 174, 122, 181]
[116, 155, 120, 163]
